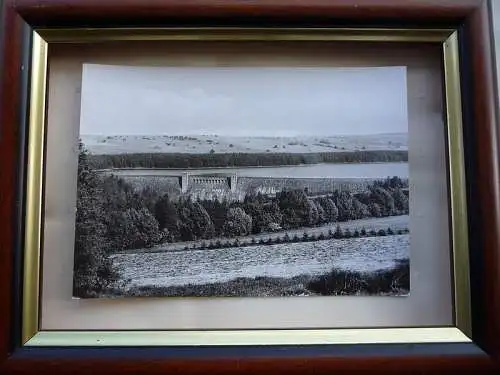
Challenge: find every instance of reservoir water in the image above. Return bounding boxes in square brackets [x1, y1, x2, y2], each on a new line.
[100, 162, 409, 179]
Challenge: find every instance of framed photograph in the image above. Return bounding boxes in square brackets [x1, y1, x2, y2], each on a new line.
[75, 63, 412, 300]
[1, 0, 499, 373]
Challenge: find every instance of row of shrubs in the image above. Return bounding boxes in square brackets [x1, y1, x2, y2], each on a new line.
[180, 226, 410, 251]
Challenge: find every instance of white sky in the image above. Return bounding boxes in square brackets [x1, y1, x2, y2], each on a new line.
[80, 64, 408, 137]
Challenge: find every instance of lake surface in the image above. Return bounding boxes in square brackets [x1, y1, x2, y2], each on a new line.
[100, 162, 409, 179]
[112, 235, 409, 288]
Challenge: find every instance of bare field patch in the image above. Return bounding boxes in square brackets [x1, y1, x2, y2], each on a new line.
[111, 234, 409, 292]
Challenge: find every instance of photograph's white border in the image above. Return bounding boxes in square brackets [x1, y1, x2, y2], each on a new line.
[39, 38, 452, 331]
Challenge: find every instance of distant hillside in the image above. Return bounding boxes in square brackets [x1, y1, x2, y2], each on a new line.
[80, 133, 408, 155]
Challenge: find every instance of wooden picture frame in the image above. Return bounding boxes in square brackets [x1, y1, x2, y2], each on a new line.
[1, 0, 499, 373]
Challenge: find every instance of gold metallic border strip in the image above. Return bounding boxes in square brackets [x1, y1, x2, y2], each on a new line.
[443, 32, 472, 337]
[22, 31, 48, 344]
[38, 27, 453, 43]
[25, 328, 470, 347]
[22, 27, 471, 346]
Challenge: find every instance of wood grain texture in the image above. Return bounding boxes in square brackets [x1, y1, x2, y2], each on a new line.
[1, 355, 498, 374]
[12, 0, 483, 26]
[465, 0, 500, 357]
[1, 0, 500, 373]
[0, 0, 23, 363]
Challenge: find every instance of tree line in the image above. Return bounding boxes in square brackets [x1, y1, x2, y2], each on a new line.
[182, 226, 410, 252]
[154, 176, 408, 243]
[73, 143, 409, 297]
[91, 175, 408, 250]
[89, 150, 408, 169]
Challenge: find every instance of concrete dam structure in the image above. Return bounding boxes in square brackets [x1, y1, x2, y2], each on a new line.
[99, 170, 403, 202]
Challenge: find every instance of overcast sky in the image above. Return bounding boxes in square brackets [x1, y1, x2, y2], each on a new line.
[80, 64, 408, 137]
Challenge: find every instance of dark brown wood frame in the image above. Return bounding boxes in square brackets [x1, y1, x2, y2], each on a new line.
[1, 0, 500, 373]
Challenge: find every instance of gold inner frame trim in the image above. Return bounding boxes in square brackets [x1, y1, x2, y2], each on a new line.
[23, 31, 48, 344]
[22, 27, 471, 346]
[38, 27, 454, 43]
[25, 328, 470, 347]
[443, 32, 472, 337]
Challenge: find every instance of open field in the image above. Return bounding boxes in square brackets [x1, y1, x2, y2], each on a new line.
[109, 258, 409, 298]
[111, 234, 409, 292]
[82, 133, 408, 155]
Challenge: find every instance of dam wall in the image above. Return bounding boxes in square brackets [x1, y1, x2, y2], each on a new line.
[109, 171, 399, 202]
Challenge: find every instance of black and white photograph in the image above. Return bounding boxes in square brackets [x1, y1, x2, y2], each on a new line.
[73, 64, 410, 299]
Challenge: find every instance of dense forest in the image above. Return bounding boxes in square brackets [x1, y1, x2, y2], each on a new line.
[74, 143, 409, 297]
[89, 150, 408, 169]
[155, 176, 408, 243]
